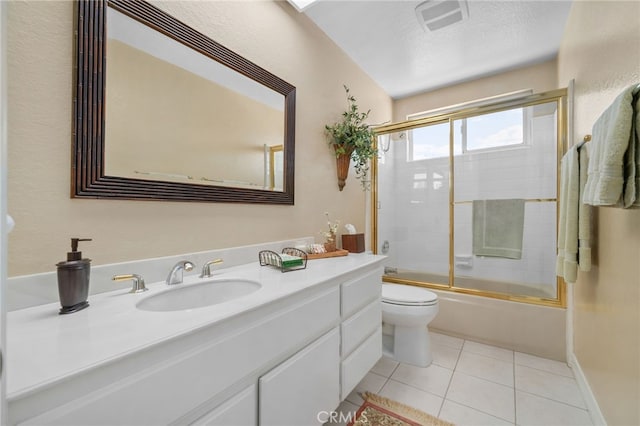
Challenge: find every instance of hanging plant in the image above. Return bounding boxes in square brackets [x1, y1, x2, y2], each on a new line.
[325, 85, 377, 191]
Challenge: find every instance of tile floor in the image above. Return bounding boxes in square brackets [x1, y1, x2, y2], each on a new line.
[332, 332, 593, 426]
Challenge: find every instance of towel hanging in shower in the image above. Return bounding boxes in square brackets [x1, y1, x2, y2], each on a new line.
[472, 199, 525, 260]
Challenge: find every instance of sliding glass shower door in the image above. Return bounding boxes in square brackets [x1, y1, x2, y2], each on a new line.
[376, 123, 450, 287]
[452, 101, 560, 299]
[373, 90, 566, 306]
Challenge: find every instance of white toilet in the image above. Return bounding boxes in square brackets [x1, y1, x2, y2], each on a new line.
[381, 283, 439, 367]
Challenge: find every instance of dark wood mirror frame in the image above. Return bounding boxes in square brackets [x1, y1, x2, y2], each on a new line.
[73, 0, 296, 204]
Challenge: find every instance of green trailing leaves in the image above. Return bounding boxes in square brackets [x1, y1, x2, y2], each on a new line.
[325, 85, 377, 190]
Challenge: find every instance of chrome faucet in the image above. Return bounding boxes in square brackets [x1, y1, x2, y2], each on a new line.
[200, 259, 224, 278]
[166, 260, 195, 285]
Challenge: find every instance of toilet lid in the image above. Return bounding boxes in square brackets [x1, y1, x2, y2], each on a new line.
[382, 284, 438, 306]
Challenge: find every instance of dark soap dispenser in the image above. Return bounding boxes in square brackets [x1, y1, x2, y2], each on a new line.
[56, 238, 92, 314]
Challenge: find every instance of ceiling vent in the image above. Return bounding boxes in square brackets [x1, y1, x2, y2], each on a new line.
[415, 0, 469, 32]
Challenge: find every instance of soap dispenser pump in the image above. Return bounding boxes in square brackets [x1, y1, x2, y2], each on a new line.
[56, 238, 92, 314]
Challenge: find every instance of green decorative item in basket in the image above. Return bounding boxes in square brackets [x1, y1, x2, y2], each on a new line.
[280, 254, 304, 268]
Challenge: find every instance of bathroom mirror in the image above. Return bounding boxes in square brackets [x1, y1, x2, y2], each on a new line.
[73, 0, 296, 204]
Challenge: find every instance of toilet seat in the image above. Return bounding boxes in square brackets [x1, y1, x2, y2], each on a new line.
[382, 284, 438, 307]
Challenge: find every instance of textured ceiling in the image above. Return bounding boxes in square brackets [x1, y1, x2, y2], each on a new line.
[304, 0, 573, 99]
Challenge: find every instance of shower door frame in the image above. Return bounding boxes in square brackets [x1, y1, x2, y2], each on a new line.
[371, 88, 568, 308]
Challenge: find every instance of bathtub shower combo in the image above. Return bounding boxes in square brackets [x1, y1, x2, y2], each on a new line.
[373, 90, 568, 360]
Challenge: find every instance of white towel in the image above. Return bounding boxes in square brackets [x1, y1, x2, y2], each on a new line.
[557, 143, 592, 283]
[583, 84, 640, 207]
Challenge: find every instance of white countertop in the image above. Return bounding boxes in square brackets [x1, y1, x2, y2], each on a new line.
[7, 253, 384, 400]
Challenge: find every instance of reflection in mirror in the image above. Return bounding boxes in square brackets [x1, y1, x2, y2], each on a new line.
[267, 145, 284, 191]
[104, 7, 285, 191]
[72, 0, 296, 204]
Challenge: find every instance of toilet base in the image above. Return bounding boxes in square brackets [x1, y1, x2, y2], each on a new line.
[382, 324, 433, 368]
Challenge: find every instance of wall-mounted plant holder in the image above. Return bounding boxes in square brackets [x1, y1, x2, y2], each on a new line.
[335, 148, 353, 191]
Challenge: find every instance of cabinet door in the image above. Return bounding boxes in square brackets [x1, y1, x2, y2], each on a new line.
[259, 328, 340, 426]
[191, 385, 256, 426]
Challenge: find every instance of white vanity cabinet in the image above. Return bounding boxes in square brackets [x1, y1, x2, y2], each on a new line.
[8, 261, 384, 426]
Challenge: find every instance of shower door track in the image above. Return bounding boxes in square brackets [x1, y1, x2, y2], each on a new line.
[453, 198, 556, 204]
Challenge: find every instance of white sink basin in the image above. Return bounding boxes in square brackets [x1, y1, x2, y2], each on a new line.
[136, 279, 261, 312]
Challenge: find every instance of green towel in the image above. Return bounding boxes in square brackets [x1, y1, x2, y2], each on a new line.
[472, 199, 525, 260]
[583, 84, 640, 207]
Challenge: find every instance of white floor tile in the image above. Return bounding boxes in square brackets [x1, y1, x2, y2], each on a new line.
[439, 399, 514, 426]
[379, 379, 444, 418]
[370, 355, 399, 378]
[345, 372, 387, 406]
[463, 340, 514, 362]
[431, 332, 464, 349]
[432, 342, 461, 370]
[364, 335, 590, 426]
[515, 352, 574, 377]
[446, 371, 515, 422]
[324, 400, 360, 426]
[515, 365, 586, 409]
[456, 351, 514, 387]
[391, 362, 453, 397]
[516, 390, 593, 426]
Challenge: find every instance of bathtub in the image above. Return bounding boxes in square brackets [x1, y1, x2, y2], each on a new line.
[384, 269, 557, 299]
[383, 271, 566, 361]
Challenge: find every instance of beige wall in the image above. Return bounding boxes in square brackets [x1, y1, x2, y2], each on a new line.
[557, 2, 640, 425]
[7, 1, 392, 276]
[393, 59, 557, 122]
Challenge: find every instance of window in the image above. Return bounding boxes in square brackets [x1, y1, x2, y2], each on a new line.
[408, 122, 461, 161]
[462, 107, 527, 152]
[408, 105, 530, 161]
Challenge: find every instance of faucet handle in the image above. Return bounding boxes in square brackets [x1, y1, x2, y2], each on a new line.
[113, 274, 148, 293]
[200, 259, 224, 278]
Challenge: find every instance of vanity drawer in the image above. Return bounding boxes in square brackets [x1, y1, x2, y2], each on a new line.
[341, 300, 380, 358]
[341, 268, 382, 318]
[340, 326, 382, 400]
